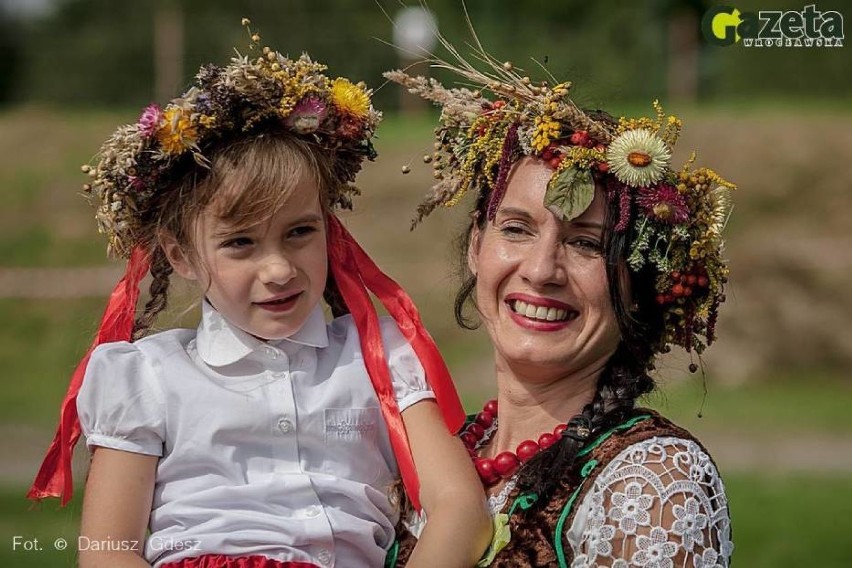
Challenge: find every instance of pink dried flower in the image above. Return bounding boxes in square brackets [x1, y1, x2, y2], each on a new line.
[336, 115, 364, 140]
[636, 183, 689, 224]
[129, 176, 145, 191]
[285, 96, 328, 134]
[137, 104, 163, 138]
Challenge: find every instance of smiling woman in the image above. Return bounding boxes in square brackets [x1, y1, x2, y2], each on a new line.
[469, 158, 621, 380]
[386, 36, 736, 567]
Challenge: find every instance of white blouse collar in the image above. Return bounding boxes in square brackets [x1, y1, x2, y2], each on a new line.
[196, 300, 329, 367]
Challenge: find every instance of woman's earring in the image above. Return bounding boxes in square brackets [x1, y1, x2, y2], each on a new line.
[629, 302, 639, 313]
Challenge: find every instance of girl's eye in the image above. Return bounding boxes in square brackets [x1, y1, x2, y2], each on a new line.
[289, 225, 318, 238]
[221, 237, 253, 249]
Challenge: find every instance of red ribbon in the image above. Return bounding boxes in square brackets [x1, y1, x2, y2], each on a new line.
[326, 216, 465, 511]
[27, 246, 151, 505]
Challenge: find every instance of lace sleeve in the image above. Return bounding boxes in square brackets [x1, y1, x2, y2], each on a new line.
[567, 436, 733, 568]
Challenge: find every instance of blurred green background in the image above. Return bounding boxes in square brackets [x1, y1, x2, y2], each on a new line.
[1, 0, 851, 566]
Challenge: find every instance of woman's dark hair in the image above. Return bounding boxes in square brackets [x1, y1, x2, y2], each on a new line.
[453, 120, 667, 504]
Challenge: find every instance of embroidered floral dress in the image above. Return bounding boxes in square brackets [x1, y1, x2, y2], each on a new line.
[388, 412, 733, 568]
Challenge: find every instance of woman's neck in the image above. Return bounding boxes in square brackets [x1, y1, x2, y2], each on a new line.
[483, 357, 604, 458]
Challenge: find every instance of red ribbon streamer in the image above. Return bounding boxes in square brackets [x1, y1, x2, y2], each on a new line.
[27, 246, 151, 505]
[326, 216, 465, 511]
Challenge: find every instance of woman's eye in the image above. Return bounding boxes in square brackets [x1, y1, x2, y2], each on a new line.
[570, 238, 602, 253]
[221, 237, 253, 249]
[500, 224, 530, 237]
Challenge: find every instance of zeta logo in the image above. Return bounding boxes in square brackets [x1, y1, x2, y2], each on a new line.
[701, 4, 844, 47]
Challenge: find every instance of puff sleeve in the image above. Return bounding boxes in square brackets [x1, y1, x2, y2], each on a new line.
[567, 436, 733, 567]
[77, 341, 166, 456]
[380, 318, 435, 412]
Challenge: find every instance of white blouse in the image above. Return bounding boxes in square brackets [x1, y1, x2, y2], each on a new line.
[77, 301, 434, 568]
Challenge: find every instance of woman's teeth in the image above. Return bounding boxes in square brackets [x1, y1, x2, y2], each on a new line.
[510, 300, 575, 322]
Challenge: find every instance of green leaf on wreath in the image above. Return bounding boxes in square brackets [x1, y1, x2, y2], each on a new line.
[544, 166, 595, 222]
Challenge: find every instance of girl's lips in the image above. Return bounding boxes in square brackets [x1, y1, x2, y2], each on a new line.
[254, 291, 302, 313]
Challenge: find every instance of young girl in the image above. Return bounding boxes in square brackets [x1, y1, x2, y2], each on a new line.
[28, 22, 490, 568]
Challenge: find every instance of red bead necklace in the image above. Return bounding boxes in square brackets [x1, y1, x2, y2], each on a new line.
[461, 399, 568, 487]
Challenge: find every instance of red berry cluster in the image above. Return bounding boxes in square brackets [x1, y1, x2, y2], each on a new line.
[540, 130, 609, 173]
[540, 145, 564, 170]
[655, 267, 710, 305]
[475, 100, 508, 136]
[461, 399, 567, 487]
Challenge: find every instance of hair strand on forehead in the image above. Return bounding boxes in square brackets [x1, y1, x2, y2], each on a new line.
[133, 129, 337, 339]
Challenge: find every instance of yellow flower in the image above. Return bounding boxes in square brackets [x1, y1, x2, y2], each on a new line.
[198, 114, 216, 129]
[532, 116, 560, 153]
[330, 78, 370, 119]
[156, 108, 197, 154]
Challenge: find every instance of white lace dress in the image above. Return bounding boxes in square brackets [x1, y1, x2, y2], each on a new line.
[484, 436, 733, 568]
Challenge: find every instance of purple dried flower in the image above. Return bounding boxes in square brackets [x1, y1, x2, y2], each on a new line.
[636, 183, 689, 224]
[605, 177, 633, 232]
[487, 122, 519, 221]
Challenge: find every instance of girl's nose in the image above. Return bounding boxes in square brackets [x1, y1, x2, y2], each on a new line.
[258, 255, 297, 285]
[519, 237, 567, 288]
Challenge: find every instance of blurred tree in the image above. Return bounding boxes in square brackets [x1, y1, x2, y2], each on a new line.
[154, 0, 183, 103]
[20, 0, 154, 107]
[0, 8, 23, 105]
[12, 0, 851, 109]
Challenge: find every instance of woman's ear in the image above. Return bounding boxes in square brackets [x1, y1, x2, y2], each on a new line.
[467, 224, 482, 277]
[160, 233, 198, 281]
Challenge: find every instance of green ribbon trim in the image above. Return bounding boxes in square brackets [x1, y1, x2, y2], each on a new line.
[384, 540, 399, 568]
[576, 414, 651, 458]
[554, 414, 652, 568]
[508, 491, 539, 516]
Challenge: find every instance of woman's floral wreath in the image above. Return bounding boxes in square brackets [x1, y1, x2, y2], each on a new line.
[82, 19, 381, 259]
[385, 38, 735, 356]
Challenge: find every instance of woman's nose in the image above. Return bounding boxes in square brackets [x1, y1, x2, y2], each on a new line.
[258, 254, 297, 285]
[519, 237, 567, 288]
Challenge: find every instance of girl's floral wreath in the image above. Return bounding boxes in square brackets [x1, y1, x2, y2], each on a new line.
[84, 18, 381, 259]
[385, 36, 735, 357]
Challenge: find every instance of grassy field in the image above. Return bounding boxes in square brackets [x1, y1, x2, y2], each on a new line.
[4, 474, 851, 567]
[1, 105, 851, 566]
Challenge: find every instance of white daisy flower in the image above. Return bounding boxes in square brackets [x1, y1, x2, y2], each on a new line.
[607, 129, 671, 187]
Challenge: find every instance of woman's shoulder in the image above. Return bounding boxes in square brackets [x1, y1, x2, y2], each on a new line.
[586, 410, 722, 481]
[566, 415, 733, 566]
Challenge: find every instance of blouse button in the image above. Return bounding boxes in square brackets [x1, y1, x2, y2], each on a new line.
[305, 505, 321, 518]
[317, 550, 332, 566]
[265, 347, 279, 359]
[277, 417, 294, 434]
